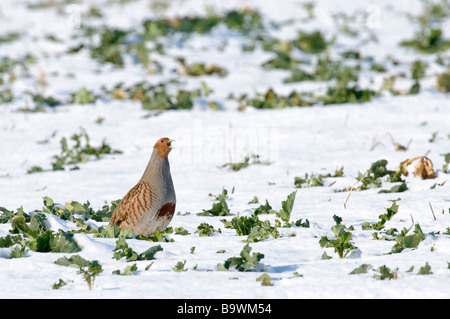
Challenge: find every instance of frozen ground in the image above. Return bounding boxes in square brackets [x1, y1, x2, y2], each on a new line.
[0, 0, 449, 298]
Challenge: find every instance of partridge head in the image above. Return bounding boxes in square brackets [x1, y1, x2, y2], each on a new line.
[109, 137, 176, 236]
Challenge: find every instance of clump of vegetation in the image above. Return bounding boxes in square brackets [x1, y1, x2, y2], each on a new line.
[76, 8, 264, 69]
[293, 30, 329, 54]
[66, 198, 120, 223]
[355, 159, 401, 190]
[197, 188, 231, 216]
[136, 227, 175, 242]
[319, 215, 357, 259]
[222, 154, 271, 171]
[218, 244, 264, 271]
[176, 57, 228, 77]
[28, 128, 122, 173]
[55, 255, 103, 290]
[418, 262, 433, 275]
[242, 88, 313, 109]
[389, 224, 425, 254]
[0, 54, 37, 105]
[113, 263, 139, 276]
[172, 260, 188, 272]
[400, 27, 450, 53]
[262, 51, 302, 71]
[142, 8, 263, 39]
[195, 222, 221, 237]
[436, 71, 450, 92]
[221, 191, 299, 242]
[113, 238, 163, 261]
[0, 196, 120, 250]
[239, 77, 379, 108]
[344, 156, 436, 201]
[0, 233, 27, 258]
[318, 84, 378, 105]
[362, 199, 400, 231]
[72, 87, 97, 104]
[354, 158, 416, 192]
[0, 87, 13, 104]
[0, 32, 21, 44]
[401, 0, 450, 53]
[294, 167, 343, 188]
[442, 152, 450, 173]
[95, 224, 132, 239]
[373, 265, 398, 280]
[89, 27, 129, 66]
[8, 212, 80, 253]
[408, 60, 428, 94]
[221, 214, 279, 242]
[256, 272, 273, 286]
[106, 79, 201, 110]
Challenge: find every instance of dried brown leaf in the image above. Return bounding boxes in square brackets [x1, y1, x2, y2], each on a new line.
[414, 157, 436, 179]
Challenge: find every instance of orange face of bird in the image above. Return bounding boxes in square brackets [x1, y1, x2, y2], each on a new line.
[154, 137, 173, 159]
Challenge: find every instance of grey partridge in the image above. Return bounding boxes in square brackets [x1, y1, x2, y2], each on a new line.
[109, 137, 176, 236]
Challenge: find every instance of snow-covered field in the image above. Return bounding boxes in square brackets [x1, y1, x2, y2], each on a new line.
[1, 0, 450, 299]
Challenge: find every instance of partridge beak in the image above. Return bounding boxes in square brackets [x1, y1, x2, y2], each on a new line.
[168, 139, 174, 148]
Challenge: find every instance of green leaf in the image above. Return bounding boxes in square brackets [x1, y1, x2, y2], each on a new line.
[113, 263, 138, 275]
[72, 87, 96, 104]
[253, 200, 274, 215]
[43, 196, 54, 207]
[49, 230, 81, 253]
[256, 273, 273, 286]
[139, 245, 163, 260]
[276, 191, 297, 223]
[349, 264, 373, 274]
[378, 182, 407, 193]
[55, 255, 91, 268]
[172, 260, 187, 272]
[10, 215, 28, 233]
[52, 279, 70, 289]
[28, 230, 52, 252]
[29, 213, 47, 233]
[333, 214, 342, 225]
[418, 262, 433, 275]
[321, 251, 332, 260]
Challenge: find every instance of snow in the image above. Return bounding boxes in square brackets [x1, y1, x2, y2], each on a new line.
[1, 0, 450, 299]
